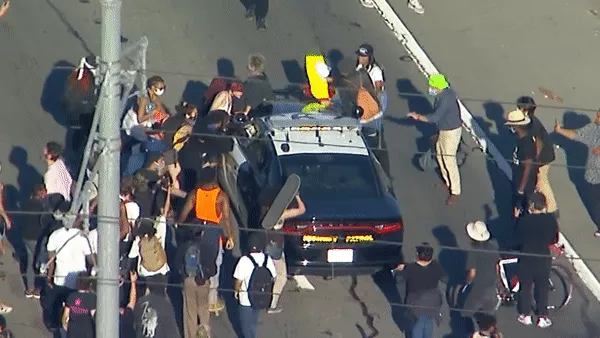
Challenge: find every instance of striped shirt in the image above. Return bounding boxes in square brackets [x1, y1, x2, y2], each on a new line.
[44, 159, 73, 201]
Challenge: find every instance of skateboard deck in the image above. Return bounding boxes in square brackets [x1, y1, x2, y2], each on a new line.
[262, 174, 301, 229]
[305, 54, 330, 100]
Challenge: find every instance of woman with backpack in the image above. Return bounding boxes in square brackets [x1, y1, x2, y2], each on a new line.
[127, 218, 169, 295]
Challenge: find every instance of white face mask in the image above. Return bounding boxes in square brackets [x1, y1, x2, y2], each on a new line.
[154, 88, 165, 96]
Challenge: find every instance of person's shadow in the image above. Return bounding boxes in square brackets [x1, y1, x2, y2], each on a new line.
[432, 225, 467, 338]
[8, 146, 44, 204]
[40, 60, 75, 128]
[554, 111, 591, 220]
[217, 58, 236, 79]
[481, 101, 513, 157]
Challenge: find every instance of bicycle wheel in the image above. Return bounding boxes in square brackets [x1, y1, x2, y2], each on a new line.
[538, 261, 573, 312]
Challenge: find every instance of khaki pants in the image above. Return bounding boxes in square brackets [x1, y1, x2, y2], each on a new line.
[270, 256, 288, 308]
[435, 127, 462, 195]
[183, 277, 211, 338]
[536, 164, 558, 213]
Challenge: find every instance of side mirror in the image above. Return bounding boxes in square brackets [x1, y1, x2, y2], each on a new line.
[353, 106, 364, 119]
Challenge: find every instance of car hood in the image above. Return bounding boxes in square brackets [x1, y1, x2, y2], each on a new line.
[295, 195, 401, 222]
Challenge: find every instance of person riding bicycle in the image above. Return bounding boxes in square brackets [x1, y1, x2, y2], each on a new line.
[461, 221, 500, 333]
[515, 192, 558, 328]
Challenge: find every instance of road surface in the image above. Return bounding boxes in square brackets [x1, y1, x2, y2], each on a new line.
[0, 0, 599, 337]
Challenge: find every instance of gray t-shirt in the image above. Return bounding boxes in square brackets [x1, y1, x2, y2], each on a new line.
[576, 123, 600, 184]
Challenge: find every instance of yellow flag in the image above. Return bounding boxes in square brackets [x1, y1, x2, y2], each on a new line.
[305, 54, 329, 100]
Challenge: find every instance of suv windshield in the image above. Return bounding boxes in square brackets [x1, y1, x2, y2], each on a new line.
[279, 153, 380, 199]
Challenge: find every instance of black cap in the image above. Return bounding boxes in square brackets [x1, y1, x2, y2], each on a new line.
[356, 44, 374, 57]
[248, 232, 266, 252]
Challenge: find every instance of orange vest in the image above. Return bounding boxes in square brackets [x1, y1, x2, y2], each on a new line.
[194, 187, 222, 225]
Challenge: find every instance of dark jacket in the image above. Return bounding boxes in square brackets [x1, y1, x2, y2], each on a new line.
[243, 74, 275, 109]
[332, 69, 378, 117]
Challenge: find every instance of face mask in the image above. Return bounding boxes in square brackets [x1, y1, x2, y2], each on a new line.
[509, 127, 516, 134]
[186, 118, 197, 127]
[154, 88, 165, 96]
[428, 88, 438, 96]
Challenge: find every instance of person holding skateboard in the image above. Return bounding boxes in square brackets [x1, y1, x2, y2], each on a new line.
[259, 187, 306, 314]
[177, 167, 235, 316]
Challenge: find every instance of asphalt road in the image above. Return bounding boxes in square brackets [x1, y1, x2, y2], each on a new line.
[0, 0, 599, 337]
[387, 0, 600, 288]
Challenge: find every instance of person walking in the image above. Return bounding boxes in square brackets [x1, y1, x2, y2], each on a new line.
[243, 0, 269, 30]
[505, 110, 538, 217]
[43, 142, 74, 202]
[233, 232, 276, 338]
[516, 96, 558, 218]
[515, 192, 558, 328]
[21, 185, 47, 299]
[555, 111, 600, 236]
[407, 74, 463, 205]
[395, 243, 447, 338]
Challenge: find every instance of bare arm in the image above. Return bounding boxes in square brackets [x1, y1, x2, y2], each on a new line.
[177, 191, 196, 224]
[554, 120, 578, 140]
[517, 159, 534, 193]
[0, 1, 10, 19]
[127, 272, 138, 310]
[281, 195, 306, 220]
[62, 306, 70, 330]
[136, 97, 153, 123]
[217, 191, 233, 239]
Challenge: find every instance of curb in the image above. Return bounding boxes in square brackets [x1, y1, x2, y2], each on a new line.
[372, 0, 600, 303]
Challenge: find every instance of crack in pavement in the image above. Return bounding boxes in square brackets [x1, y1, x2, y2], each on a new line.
[349, 276, 380, 338]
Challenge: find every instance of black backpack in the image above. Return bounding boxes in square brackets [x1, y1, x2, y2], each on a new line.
[246, 253, 274, 310]
[182, 230, 219, 285]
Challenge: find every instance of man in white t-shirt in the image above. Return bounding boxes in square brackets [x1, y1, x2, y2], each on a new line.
[233, 233, 276, 338]
[46, 225, 93, 289]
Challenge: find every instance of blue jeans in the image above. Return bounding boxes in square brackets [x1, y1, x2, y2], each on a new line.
[238, 305, 260, 338]
[378, 90, 388, 114]
[412, 315, 435, 338]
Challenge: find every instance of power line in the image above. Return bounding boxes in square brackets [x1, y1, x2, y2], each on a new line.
[7, 209, 588, 262]
[51, 65, 600, 114]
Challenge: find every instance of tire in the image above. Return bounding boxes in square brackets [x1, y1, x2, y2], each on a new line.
[532, 260, 573, 312]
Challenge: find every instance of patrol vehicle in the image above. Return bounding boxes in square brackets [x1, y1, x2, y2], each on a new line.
[220, 102, 403, 276]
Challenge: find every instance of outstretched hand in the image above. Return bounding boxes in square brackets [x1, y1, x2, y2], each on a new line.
[0, 1, 9, 19]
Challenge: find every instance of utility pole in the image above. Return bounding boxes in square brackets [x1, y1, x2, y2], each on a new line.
[96, 0, 122, 336]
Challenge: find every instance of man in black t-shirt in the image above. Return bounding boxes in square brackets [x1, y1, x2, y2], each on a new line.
[516, 192, 558, 328]
[134, 274, 180, 338]
[462, 221, 500, 333]
[516, 96, 558, 218]
[505, 110, 538, 217]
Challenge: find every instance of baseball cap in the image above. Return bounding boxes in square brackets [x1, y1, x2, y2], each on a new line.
[356, 44, 374, 57]
[248, 232, 266, 252]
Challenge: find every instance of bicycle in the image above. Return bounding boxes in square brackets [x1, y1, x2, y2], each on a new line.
[450, 243, 573, 313]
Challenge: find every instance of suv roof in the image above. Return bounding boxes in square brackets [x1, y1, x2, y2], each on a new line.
[261, 112, 368, 156]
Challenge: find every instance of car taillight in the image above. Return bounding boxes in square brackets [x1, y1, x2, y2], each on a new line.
[373, 221, 403, 234]
[283, 220, 403, 234]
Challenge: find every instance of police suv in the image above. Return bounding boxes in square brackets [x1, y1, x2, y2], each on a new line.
[221, 102, 403, 276]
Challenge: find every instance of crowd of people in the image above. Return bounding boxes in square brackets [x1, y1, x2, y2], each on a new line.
[0, 45, 390, 338]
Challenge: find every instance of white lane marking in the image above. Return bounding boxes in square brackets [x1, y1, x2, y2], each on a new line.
[293, 275, 316, 290]
[372, 0, 600, 303]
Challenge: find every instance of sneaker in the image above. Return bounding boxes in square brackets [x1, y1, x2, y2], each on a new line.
[407, 0, 424, 14]
[518, 314, 533, 326]
[359, 0, 376, 8]
[537, 317, 552, 328]
[0, 304, 12, 314]
[267, 306, 283, 314]
[256, 18, 266, 30]
[33, 289, 41, 299]
[245, 6, 255, 19]
[25, 290, 34, 299]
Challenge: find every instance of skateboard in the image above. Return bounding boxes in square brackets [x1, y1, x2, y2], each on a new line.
[262, 174, 301, 230]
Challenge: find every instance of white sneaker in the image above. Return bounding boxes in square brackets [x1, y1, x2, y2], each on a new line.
[408, 0, 424, 14]
[360, 0, 376, 8]
[537, 317, 552, 328]
[518, 314, 533, 326]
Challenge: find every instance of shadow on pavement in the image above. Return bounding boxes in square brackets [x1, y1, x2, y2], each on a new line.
[181, 80, 209, 111]
[433, 225, 467, 338]
[40, 60, 74, 128]
[217, 58, 236, 79]
[281, 60, 306, 84]
[371, 269, 410, 335]
[554, 111, 593, 228]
